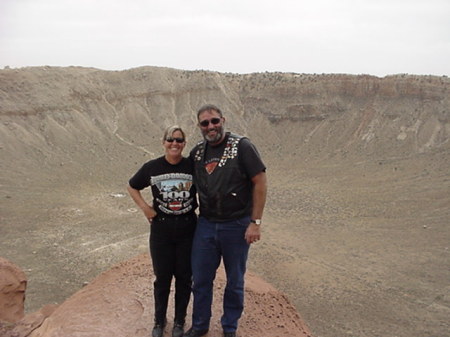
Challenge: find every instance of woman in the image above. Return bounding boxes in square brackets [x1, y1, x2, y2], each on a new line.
[127, 125, 197, 337]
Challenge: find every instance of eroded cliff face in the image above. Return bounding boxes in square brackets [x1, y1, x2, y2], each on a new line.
[1, 67, 449, 176]
[237, 73, 449, 159]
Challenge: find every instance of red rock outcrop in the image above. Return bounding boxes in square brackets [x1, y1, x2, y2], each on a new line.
[0, 304, 58, 337]
[0, 257, 27, 323]
[1, 254, 312, 337]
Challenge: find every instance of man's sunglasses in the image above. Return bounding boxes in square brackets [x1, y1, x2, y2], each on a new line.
[199, 117, 221, 127]
[165, 137, 185, 143]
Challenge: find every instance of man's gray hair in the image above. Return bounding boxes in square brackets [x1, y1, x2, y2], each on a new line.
[197, 104, 223, 119]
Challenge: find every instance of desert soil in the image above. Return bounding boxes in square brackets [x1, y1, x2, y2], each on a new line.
[2, 154, 449, 337]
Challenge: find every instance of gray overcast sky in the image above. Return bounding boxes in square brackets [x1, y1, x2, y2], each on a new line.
[1, 0, 449, 76]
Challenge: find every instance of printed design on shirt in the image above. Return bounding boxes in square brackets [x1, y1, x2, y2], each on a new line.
[194, 135, 240, 174]
[151, 173, 194, 215]
[205, 157, 220, 174]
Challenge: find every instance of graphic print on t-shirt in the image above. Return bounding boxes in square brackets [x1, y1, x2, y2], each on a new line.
[204, 157, 220, 174]
[151, 173, 194, 215]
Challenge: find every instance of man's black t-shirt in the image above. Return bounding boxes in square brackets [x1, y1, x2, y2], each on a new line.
[129, 156, 197, 217]
[199, 134, 266, 177]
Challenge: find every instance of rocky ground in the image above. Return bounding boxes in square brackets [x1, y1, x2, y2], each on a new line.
[1, 254, 313, 337]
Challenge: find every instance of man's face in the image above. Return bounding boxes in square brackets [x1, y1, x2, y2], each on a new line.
[198, 109, 225, 145]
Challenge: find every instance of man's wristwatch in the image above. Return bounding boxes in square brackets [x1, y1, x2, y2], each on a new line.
[250, 219, 262, 226]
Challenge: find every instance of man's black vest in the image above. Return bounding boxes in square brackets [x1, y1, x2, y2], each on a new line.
[192, 133, 252, 222]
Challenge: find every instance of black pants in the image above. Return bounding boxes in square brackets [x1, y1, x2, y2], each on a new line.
[150, 214, 196, 325]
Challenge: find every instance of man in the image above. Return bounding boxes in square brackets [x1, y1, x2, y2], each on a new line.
[183, 104, 267, 337]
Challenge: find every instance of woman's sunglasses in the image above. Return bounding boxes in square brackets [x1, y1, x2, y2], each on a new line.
[165, 137, 185, 143]
[199, 117, 221, 127]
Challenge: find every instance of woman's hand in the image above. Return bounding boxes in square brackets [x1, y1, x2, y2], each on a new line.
[142, 204, 157, 222]
[127, 185, 157, 222]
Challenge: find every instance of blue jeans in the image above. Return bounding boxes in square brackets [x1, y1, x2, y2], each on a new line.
[191, 216, 250, 332]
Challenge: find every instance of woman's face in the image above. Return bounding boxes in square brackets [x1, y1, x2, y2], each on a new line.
[163, 130, 186, 157]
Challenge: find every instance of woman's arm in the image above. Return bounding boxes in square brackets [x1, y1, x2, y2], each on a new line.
[127, 185, 157, 221]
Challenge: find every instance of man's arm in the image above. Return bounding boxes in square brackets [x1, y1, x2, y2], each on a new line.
[245, 171, 267, 244]
[251, 171, 267, 220]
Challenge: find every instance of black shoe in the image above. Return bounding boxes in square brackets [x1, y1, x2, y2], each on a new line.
[152, 324, 165, 337]
[172, 323, 184, 337]
[223, 332, 236, 337]
[182, 327, 209, 337]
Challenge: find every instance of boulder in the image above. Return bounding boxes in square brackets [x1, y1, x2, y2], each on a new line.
[0, 257, 27, 323]
[26, 253, 312, 337]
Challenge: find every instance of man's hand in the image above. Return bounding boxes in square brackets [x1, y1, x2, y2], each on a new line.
[245, 222, 261, 244]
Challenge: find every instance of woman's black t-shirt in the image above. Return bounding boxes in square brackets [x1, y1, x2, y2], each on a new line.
[129, 156, 197, 217]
